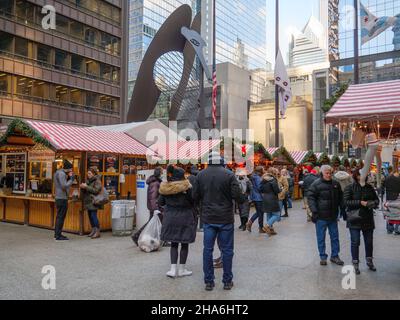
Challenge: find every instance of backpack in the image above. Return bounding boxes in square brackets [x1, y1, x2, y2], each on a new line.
[92, 187, 110, 206]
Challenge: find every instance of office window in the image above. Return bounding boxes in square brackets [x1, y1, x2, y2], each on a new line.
[37, 44, 52, 65]
[70, 89, 83, 105]
[56, 15, 69, 34]
[0, 0, 14, 16]
[86, 60, 100, 78]
[55, 49, 69, 70]
[0, 32, 13, 53]
[16, 76, 32, 96]
[86, 92, 97, 109]
[32, 80, 49, 99]
[100, 64, 111, 81]
[71, 54, 84, 74]
[15, 0, 34, 25]
[56, 85, 69, 103]
[71, 21, 84, 40]
[0, 73, 11, 94]
[15, 37, 28, 57]
[85, 28, 97, 46]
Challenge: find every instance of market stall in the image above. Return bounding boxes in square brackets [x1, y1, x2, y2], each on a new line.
[0, 119, 152, 235]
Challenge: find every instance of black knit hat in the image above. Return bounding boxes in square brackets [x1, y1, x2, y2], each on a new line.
[63, 160, 73, 170]
[172, 167, 185, 181]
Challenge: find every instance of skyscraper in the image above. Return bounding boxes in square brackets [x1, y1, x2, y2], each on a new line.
[201, 0, 267, 71]
[0, 0, 128, 126]
[289, 15, 328, 67]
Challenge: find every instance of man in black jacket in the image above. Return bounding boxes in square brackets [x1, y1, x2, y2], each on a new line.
[308, 165, 344, 266]
[301, 169, 319, 222]
[193, 152, 245, 291]
[384, 167, 400, 234]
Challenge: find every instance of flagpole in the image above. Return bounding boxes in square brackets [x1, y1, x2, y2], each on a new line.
[354, 0, 360, 84]
[212, 0, 217, 129]
[275, 0, 280, 147]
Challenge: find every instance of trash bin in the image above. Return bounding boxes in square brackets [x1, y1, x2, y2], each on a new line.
[111, 200, 136, 236]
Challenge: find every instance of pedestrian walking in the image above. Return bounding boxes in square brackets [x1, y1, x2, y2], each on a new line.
[193, 152, 245, 291]
[285, 169, 295, 209]
[246, 166, 265, 233]
[384, 166, 400, 235]
[236, 169, 252, 231]
[159, 166, 196, 278]
[260, 168, 282, 236]
[54, 160, 74, 241]
[278, 169, 289, 217]
[344, 169, 379, 274]
[80, 167, 103, 239]
[301, 169, 319, 222]
[307, 165, 345, 266]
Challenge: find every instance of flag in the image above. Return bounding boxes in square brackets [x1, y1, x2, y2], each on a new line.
[212, 68, 217, 128]
[360, 2, 396, 45]
[274, 49, 292, 117]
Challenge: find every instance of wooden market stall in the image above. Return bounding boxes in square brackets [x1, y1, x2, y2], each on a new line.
[0, 119, 152, 235]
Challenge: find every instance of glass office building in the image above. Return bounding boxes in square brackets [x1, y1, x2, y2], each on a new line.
[202, 0, 267, 70]
[329, 0, 400, 85]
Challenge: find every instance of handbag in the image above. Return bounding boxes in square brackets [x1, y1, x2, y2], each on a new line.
[92, 187, 110, 206]
[346, 209, 362, 223]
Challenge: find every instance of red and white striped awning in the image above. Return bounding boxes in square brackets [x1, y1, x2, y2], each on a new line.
[150, 139, 221, 161]
[26, 120, 150, 155]
[267, 148, 278, 155]
[290, 151, 308, 165]
[326, 79, 400, 123]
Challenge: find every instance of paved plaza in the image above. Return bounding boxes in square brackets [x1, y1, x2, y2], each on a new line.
[0, 201, 399, 300]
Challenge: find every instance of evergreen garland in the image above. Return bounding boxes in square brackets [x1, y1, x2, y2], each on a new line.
[272, 146, 296, 166]
[322, 82, 350, 113]
[331, 155, 341, 167]
[254, 142, 272, 161]
[317, 152, 331, 166]
[302, 150, 317, 164]
[0, 119, 52, 148]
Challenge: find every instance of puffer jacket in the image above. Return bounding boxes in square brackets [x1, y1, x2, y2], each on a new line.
[302, 174, 319, 195]
[82, 175, 103, 211]
[385, 174, 400, 201]
[146, 175, 162, 212]
[334, 171, 353, 193]
[344, 182, 378, 230]
[278, 176, 289, 200]
[260, 173, 281, 213]
[307, 178, 343, 221]
[158, 179, 196, 244]
[249, 174, 263, 202]
[193, 165, 245, 225]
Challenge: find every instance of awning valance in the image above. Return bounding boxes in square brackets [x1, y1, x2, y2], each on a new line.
[326, 79, 400, 123]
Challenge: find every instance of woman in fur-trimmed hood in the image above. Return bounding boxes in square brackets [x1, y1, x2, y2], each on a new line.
[158, 165, 197, 278]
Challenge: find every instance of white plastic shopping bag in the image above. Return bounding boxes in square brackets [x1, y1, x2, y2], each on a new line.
[138, 213, 162, 253]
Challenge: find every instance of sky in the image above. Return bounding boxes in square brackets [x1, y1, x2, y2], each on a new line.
[266, 0, 320, 65]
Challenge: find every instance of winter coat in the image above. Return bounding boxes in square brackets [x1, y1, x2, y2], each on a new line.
[146, 175, 162, 212]
[54, 169, 74, 200]
[82, 175, 103, 211]
[278, 176, 289, 200]
[158, 179, 196, 244]
[307, 178, 343, 222]
[249, 174, 263, 202]
[192, 165, 245, 225]
[287, 176, 294, 196]
[260, 173, 281, 213]
[385, 174, 400, 201]
[237, 176, 252, 218]
[344, 182, 379, 230]
[302, 174, 319, 195]
[334, 171, 353, 193]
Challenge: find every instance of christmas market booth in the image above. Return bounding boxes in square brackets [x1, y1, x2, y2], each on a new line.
[0, 119, 152, 235]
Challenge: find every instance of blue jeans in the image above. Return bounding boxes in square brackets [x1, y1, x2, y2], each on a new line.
[315, 220, 340, 260]
[250, 201, 264, 228]
[349, 228, 373, 262]
[203, 224, 234, 285]
[287, 196, 293, 209]
[88, 210, 100, 229]
[265, 212, 281, 227]
[387, 222, 399, 233]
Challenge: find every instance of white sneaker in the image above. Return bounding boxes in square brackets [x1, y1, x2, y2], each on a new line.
[166, 264, 177, 278]
[178, 265, 193, 277]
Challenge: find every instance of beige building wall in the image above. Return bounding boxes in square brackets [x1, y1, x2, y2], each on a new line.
[249, 98, 313, 151]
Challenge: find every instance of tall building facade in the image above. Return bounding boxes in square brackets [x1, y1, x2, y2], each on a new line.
[201, 0, 267, 72]
[329, 0, 400, 85]
[0, 0, 128, 126]
[289, 15, 328, 67]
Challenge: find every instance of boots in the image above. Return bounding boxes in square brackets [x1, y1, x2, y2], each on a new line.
[239, 218, 248, 231]
[262, 225, 273, 236]
[91, 227, 101, 239]
[246, 220, 253, 232]
[178, 265, 193, 277]
[88, 228, 96, 237]
[166, 264, 177, 278]
[366, 257, 377, 272]
[353, 260, 361, 275]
